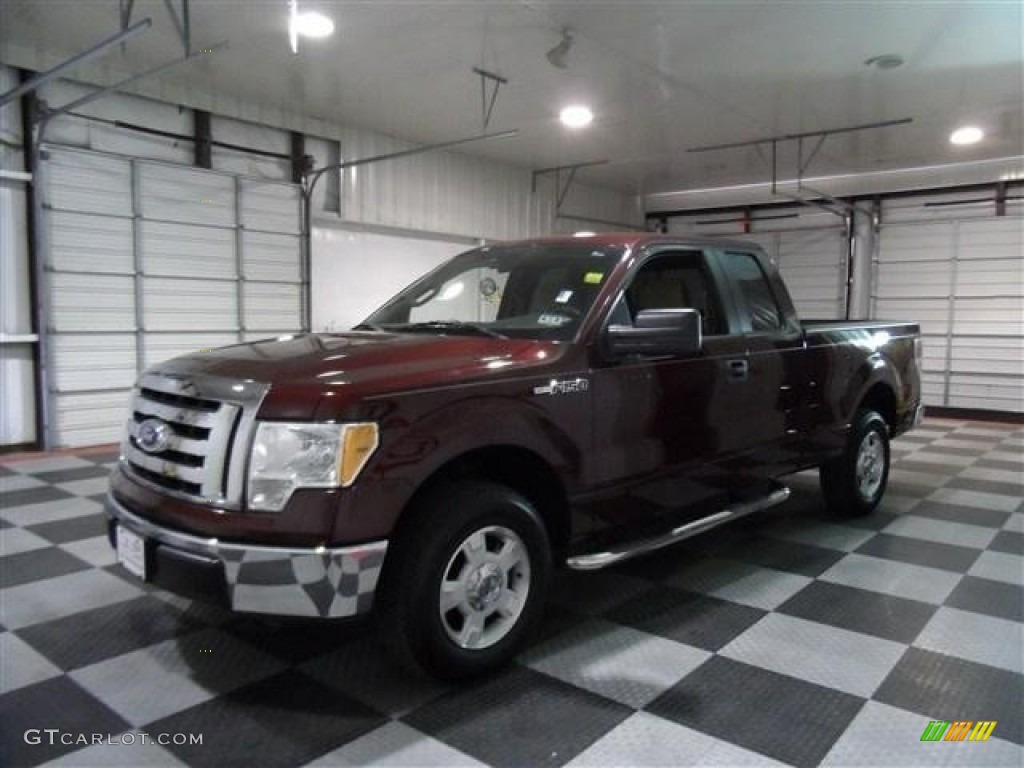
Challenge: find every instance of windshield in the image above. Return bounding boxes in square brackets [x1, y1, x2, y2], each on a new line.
[362, 243, 624, 341]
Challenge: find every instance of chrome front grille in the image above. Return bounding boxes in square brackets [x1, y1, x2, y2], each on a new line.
[121, 372, 269, 508]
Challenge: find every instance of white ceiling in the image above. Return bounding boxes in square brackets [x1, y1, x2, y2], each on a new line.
[2, 0, 1022, 198]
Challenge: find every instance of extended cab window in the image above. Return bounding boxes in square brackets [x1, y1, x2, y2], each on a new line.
[613, 250, 727, 335]
[721, 251, 782, 332]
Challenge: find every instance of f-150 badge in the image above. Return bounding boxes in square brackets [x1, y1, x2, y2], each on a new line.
[533, 377, 589, 396]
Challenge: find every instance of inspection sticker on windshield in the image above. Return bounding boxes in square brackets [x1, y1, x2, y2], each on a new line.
[583, 272, 604, 284]
[555, 290, 574, 304]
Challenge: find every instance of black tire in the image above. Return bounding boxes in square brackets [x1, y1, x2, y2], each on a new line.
[820, 409, 891, 517]
[375, 481, 551, 680]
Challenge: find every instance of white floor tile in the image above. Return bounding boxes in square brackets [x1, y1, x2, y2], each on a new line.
[60, 535, 118, 567]
[4, 457, 96, 474]
[520, 618, 710, 709]
[928, 488, 1021, 514]
[883, 515, 996, 550]
[967, 551, 1024, 586]
[821, 553, 963, 604]
[914, 607, 1024, 674]
[0, 633, 63, 694]
[0, 497, 103, 527]
[822, 701, 1022, 767]
[1, 527, 52, 556]
[720, 613, 906, 698]
[1, 569, 142, 629]
[666, 557, 813, 611]
[567, 711, 788, 767]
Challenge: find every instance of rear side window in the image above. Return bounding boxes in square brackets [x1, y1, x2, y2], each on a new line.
[721, 251, 782, 332]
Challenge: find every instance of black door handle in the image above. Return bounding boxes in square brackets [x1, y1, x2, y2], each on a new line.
[727, 358, 749, 382]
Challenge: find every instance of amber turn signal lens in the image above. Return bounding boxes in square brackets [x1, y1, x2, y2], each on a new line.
[338, 423, 380, 487]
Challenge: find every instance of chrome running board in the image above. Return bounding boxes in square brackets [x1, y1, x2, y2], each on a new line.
[566, 485, 791, 571]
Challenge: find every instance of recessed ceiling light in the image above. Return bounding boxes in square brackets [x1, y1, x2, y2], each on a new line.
[560, 105, 593, 128]
[294, 11, 334, 38]
[950, 125, 984, 146]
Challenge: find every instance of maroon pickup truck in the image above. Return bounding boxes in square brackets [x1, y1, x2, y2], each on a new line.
[107, 234, 923, 678]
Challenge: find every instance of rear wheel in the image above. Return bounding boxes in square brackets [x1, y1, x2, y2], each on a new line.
[375, 481, 550, 680]
[820, 409, 890, 517]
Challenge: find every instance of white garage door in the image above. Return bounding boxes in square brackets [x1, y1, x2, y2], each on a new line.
[42, 146, 304, 447]
[667, 206, 847, 319]
[874, 192, 1024, 412]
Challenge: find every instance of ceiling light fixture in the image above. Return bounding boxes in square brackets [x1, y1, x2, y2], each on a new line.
[560, 105, 593, 128]
[546, 29, 574, 70]
[950, 125, 984, 145]
[288, 0, 335, 54]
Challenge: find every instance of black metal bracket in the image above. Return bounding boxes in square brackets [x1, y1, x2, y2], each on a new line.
[473, 68, 507, 131]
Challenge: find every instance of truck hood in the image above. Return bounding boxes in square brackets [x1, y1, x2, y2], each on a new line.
[153, 332, 565, 418]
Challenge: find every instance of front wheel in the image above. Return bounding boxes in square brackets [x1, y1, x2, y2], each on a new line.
[820, 409, 891, 517]
[375, 481, 551, 680]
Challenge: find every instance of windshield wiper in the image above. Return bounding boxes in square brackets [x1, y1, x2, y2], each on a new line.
[352, 322, 385, 332]
[395, 321, 507, 339]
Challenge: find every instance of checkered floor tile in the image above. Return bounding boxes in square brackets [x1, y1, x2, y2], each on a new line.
[1, 421, 1021, 767]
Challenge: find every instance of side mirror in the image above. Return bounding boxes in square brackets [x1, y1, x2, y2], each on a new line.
[605, 308, 702, 359]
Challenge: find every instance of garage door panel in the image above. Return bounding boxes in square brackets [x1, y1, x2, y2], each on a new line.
[948, 375, 1023, 413]
[242, 231, 301, 282]
[141, 221, 236, 279]
[244, 283, 302, 331]
[959, 218, 1023, 258]
[142, 333, 240, 369]
[54, 390, 131, 448]
[241, 180, 301, 234]
[920, 373, 945, 407]
[45, 148, 131, 216]
[143, 278, 238, 331]
[951, 298, 1023, 336]
[950, 337, 1024, 376]
[139, 164, 235, 227]
[50, 273, 135, 332]
[874, 299, 948, 336]
[877, 224, 954, 261]
[875, 262, 951, 298]
[954, 258, 1024, 297]
[49, 211, 133, 274]
[51, 334, 136, 392]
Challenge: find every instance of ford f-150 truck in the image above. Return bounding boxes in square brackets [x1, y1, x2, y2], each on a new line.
[107, 234, 923, 678]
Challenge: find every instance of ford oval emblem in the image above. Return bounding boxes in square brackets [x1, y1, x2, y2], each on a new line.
[137, 418, 172, 454]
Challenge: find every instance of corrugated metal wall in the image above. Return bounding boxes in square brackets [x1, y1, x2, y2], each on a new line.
[874, 193, 1024, 412]
[666, 205, 847, 319]
[41, 146, 303, 447]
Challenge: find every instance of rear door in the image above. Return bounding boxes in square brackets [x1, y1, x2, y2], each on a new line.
[713, 249, 807, 472]
[583, 246, 797, 550]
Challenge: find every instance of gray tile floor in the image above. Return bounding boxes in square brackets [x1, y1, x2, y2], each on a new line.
[0, 418, 1021, 767]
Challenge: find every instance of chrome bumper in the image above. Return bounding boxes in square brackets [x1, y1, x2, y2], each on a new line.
[106, 494, 387, 619]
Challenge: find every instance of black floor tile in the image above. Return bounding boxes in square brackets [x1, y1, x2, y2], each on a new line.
[944, 576, 1024, 623]
[15, 595, 203, 671]
[989, 530, 1024, 556]
[0, 485, 75, 508]
[874, 648, 1024, 745]
[25, 512, 108, 545]
[403, 665, 631, 768]
[778, 581, 936, 644]
[828, 508, 902, 531]
[856, 533, 981, 573]
[908, 501, 1011, 529]
[152, 670, 385, 768]
[885, 479, 938, 498]
[605, 585, 765, 651]
[924, 444, 983, 458]
[33, 465, 112, 484]
[720, 535, 844, 577]
[946, 477, 1024, 498]
[0, 676, 130, 767]
[0, 547, 90, 589]
[222, 616, 367, 665]
[647, 655, 865, 768]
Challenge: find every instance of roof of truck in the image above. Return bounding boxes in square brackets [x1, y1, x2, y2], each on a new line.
[486, 233, 767, 253]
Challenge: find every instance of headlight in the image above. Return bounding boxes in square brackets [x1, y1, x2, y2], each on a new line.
[248, 422, 379, 512]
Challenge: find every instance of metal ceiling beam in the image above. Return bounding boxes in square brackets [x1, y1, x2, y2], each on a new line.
[163, 0, 192, 57]
[687, 118, 913, 154]
[0, 19, 152, 109]
[531, 159, 609, 195]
